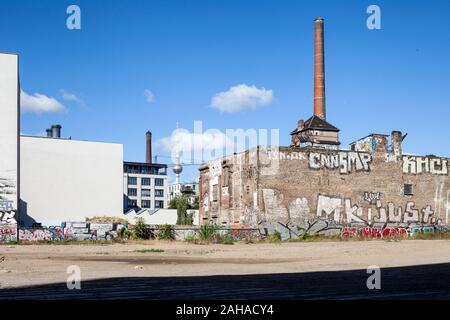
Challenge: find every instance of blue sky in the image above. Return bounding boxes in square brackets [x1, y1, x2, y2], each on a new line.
[1, 0, 450, 182]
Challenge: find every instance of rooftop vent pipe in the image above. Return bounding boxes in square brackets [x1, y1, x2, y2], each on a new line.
[51, 124, 61, 138]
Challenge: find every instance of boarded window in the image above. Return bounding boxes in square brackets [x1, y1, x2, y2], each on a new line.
[404, 184, 413, 196]
[212, 185, 219, 201]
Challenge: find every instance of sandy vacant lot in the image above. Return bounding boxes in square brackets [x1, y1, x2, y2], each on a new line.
[1, 240, 450, 289]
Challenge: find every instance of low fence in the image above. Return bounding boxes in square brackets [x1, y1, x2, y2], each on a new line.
[17, 222, 127, 242]
[148, 225, 261, 241]
[9, 222, 450, 243]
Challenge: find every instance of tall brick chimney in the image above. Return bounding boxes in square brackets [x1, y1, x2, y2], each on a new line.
[313, 17, 326, 120]
[146, 131, 152, 164]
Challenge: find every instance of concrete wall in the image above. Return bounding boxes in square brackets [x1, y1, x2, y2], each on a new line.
[199, 146, 450, 239]
[19, 136, 124, 226]
[123, 208, 177, 225]
[0, 53, 19, 242]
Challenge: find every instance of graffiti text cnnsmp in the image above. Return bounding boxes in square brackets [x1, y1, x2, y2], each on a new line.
[403, 156, 448, 175]
[316, 195, 436, 224]
[309, 152, 372, 174]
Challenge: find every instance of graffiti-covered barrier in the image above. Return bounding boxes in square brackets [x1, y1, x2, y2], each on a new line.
[198, 146, 450, 239]
[148, 225, 261, 241]
[18, 222, 127, 241]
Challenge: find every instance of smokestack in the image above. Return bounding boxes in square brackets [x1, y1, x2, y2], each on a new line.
[313, 17, 326, 120]
[146, 131, 152, 164]
[46, 128, 52, 137]
[51, 124, 61, 138]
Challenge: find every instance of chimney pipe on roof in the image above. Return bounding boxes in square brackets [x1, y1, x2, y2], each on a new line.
[313, 17, 326, 120]
[46, 128, 52, 137]
[146, 131, 152, 164]
[51, 124, 61, 138]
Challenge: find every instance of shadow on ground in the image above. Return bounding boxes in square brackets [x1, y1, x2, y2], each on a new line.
[1, 263, 450, 300]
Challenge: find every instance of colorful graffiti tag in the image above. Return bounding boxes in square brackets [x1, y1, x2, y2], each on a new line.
[18, 222, 126, 242]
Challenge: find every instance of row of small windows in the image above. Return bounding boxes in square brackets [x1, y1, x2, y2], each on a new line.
[128, 188, 164, 197]
[128, 199, 165, 209]
[128, 177, 165, 186]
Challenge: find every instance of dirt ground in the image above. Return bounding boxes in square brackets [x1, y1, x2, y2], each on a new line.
[1, 240, 450, 289]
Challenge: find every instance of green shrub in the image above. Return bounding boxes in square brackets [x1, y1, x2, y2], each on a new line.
[133, 218, 149, 240]
[198, 224, 218, 242]
[267, 230, 282, 242]
[117, 226, 132, 240]
[158, 224, 173, 240]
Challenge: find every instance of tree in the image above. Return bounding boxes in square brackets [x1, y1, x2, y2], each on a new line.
[170, 195, 192, 225]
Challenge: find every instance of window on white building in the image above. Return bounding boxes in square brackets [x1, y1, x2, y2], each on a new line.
[142, 200, 151, 208]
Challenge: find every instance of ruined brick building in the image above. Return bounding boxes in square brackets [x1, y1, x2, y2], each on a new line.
[198, 18, 450, 238]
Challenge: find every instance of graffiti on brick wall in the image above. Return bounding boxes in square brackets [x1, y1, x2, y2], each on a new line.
[262, 188, 310, 226]
[316, 194, 437, 224]
[0, 199, 16, 225]
[341, 225, 441, 240]
[363, 192, 381, 204]
[309, 152, 372, 174]
[353, 136, 378, 153]
[403, 156, 448, 175]
[0, 224, 17, 242]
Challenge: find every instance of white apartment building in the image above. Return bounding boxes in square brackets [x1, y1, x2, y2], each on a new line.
[168, 181, 199, 205]
[123, 162, 168, 212]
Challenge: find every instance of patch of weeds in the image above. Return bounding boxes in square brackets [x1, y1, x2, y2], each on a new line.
[184, 231, 197, 243]
[198, 224, 219, 242]
[267, 231, 282, 243]
[134, 248, 165, 253]
[217, 235, 235, 245]
[158, 224, 173, 240]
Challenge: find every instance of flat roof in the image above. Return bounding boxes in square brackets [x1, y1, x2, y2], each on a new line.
[20, 134, 123, 146]
[124, 161, 168, 168]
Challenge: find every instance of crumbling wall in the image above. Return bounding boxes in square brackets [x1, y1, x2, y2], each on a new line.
[199, 147, 450, 240]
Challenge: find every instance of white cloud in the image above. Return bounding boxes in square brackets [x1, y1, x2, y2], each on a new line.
[20, 90, 66, 114]
[60, 89, 85, 106]
[210, 84, 274, 113]
[144, 89, 155, 103]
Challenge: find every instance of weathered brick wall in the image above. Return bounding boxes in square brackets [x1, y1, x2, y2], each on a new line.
[199, 146, 450, 239]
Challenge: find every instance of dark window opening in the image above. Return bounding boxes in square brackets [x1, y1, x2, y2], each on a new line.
[404, 184, 413, 196]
